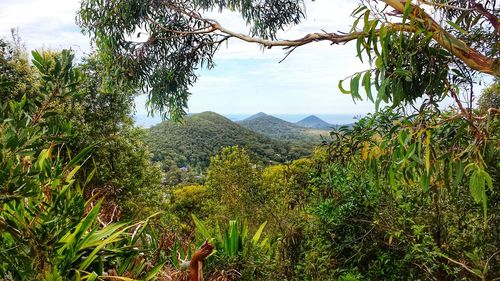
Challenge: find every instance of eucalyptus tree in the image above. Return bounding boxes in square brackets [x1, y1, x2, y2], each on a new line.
[78, 0, 499, 118]
[77, 0, 499, 208]
[77, 0, 498, 210]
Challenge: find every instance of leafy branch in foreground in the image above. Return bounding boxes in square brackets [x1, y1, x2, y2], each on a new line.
[77, 0, 499, 118]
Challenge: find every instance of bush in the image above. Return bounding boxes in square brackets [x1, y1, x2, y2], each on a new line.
[0, 48, 163, 280]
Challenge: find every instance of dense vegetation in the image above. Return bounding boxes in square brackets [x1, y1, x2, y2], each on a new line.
[0, 39, 163, 280]
[146, 111, 311, 171]
[1, 0, 499, 280]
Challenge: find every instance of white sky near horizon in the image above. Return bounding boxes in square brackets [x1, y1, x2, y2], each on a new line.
[0, 0, 470, 116]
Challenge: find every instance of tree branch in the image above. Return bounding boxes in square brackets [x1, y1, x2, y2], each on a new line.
[438, 252, 484, 280]
[145, 15, 217, 35]
[213, 21, 365, 48]
[472, 1, 500, 33]
[381, 0, 498, 76]
[156, 1, 498, 76]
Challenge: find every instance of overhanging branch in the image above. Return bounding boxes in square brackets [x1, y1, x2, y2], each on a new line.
[381, 0, 498, 76]
[155, 1, 498, 76]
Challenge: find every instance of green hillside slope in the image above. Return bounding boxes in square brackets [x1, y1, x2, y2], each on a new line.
[146, 112, 309, 169]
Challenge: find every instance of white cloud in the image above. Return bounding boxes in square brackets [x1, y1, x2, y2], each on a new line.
[0, 0, 90, 53]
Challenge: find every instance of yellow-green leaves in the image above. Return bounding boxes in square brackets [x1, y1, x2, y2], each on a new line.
[192, 214, 211, 239]
[466, 163, 493, 224]
[402, 0, 413, 25]
[338, 79, 351, 95]
[251, 221, 267, 247]
[446, 20, 469, 35]
[65, 165, 81, 183]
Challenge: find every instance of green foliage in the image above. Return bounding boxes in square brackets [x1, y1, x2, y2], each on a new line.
[330, 107, 497, 223]
[0, 43, 163, 280]
[67, 55, 163, 201]
[77, 0, 307, 118]
[0, 33, 40, 103]
[146, 111, 305, 171]
[259, 158, 315, 235]
[78, 0, 499, 118]
[477, 81, 500, 113]
[192, 215, 272, 280]
[3, 1, 499, 280]
[343, 15, 451, 109]
[297, 108, 500, 280]
[31, 52, 166, 226]
[192, 215, 269, 258]
[342, 2, 499, 111]
[205, 146, 263, 222]
[170, 185, 208, 222]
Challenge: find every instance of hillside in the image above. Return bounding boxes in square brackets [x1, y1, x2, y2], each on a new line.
[145, 112, 309, 169]
[296, 115, 333, 129]
[237, 113, 330, 144]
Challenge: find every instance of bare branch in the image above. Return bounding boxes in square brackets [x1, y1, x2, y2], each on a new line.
[439, 253, 483, 280]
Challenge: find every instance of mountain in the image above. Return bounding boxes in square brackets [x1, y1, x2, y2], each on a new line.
[244, 112, 268, 121]
[145, 112, 309, 169]
[237, 113, 330, 144]
[296, 115, 334, 130]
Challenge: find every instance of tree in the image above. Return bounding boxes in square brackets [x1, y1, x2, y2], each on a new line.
[0, 31, 40, 103]
[260, 158, 314, 233]
[0, 44, 162, 280]
[478, 80, 500, 113]
[312, 108, 500, 280]
[205, 146, 262, 222]
[26, 50, 164, 224]
[171, 184, 208, 221]
[78, 0, 499, 118]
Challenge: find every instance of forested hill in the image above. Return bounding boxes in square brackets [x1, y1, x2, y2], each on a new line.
[145, 111, 311, 169]
[295, 115, 334, 129]
[237, 112, 330, 144]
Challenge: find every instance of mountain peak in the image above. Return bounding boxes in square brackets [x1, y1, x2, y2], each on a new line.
[296, 115, 332, 129]
[244, 112, 268, 121]
[300, 115, 324, 123]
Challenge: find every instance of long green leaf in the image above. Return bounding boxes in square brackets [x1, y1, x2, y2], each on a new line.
[363, 71, 373, 102]
[78, 225, 131, 270]
[192, 214, 211, 239]
[252, 221, 267, 246]
[144, 261, 167, 281]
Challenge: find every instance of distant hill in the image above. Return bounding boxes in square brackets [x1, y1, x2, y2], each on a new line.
[296, 115, 333, 130]
[145, 112, 310, 169]
[244, 112, 268, 121]
[237, 113, 330, 144]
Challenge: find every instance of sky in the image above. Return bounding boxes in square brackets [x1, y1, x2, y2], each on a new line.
[1, 0, 376, 116]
